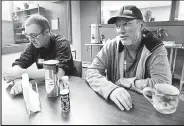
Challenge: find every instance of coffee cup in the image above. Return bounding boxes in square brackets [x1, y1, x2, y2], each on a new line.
[143, 83, 180, 114]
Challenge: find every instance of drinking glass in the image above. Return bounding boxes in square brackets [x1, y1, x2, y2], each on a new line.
[143, 84, 180, 114]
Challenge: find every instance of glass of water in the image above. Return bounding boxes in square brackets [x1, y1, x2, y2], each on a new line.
[180, 63, 184, 101]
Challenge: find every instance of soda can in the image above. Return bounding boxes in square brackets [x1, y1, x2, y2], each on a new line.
[60, 89, 70, 112]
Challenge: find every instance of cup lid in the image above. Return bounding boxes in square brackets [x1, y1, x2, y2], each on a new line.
[154, 83, 180, 96]
[43, 60, 59, 65]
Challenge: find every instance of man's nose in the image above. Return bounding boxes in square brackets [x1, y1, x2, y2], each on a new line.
[118, 25, 126, 34]
[30, 39, 36, 44]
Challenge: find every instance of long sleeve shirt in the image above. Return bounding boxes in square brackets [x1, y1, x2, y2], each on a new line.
[12, 32, 77, 76]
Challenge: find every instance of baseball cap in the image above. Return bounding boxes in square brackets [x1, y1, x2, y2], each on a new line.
[107, 5, 143, 24]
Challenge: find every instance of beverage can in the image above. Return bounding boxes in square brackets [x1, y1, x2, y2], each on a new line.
[60, 89, 70, 112]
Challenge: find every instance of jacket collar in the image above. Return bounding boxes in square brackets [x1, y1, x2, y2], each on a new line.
[142, 36, 164, 52]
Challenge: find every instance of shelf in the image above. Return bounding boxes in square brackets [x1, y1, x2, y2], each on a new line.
[24, 15, 31, 18]
[85, 43, 104, 46]
[13, 21, 24, 24]
[15, 39, 29, 44]
[15, 33, 25, 36]
[12, 7, 45, 13]
[15, 38, 28, 41]
[12, 7, 45, 45]
[14, 27, 24, 30]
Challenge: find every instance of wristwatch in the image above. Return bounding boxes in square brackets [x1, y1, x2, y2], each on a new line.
[131, 78, 138, 89]
[128, 82, 132, 89]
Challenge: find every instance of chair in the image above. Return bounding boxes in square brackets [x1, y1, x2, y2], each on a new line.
[73, 60, 82, 77]
[180, 63, 184, 101]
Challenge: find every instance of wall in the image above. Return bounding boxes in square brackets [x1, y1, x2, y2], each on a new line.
[2, 21, 15, 46]
[35, 1, 69, 40]
[80, 1, 99, 62]
[71, 1, 81, 60]
[2, 1, 14, 47]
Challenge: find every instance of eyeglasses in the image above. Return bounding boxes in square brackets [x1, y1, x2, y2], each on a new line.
[24, 30, 45, 40]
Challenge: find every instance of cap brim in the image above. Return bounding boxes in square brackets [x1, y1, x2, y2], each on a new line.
[107, 16, 137, 24]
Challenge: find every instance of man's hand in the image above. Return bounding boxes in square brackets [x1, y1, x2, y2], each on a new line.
[58, 68, 65, 78]
[3, 66, 25, 83]
[10, 79, 23, 96]
[110, 87, 133, 111]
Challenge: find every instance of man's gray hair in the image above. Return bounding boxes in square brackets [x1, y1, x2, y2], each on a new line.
[24, 14, 50, 31]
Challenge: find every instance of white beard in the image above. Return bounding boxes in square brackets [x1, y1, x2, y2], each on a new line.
[116, 35, 134, 45]
[117, 29, 141, 46]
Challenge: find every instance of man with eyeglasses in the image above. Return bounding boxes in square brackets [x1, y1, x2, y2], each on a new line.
[85, 5, 171, 111]
[3, 14, 76, 95]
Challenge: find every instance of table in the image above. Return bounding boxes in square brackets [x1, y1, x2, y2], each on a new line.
[2, 77, 184, 125]
[85, 43, 104, 62]
[164, 43, 184, 79]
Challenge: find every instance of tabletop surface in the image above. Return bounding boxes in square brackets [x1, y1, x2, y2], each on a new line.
[2, 76, 184, 125]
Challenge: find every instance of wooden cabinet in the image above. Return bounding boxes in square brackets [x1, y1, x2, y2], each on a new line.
[12, 6, 46, 44]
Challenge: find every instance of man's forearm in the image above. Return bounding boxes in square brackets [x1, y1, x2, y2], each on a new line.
[13, 65, 26, 74]
[134, 77, 169, 90]
[14, 66, 65, 81]
[25, 69, 45, 81]
[132, 78, 164, 94]
[11, 65, 44, 80]
[85, 69, 119, 100]
[26, 68, 65, 81]
[134, 79, 148, 90]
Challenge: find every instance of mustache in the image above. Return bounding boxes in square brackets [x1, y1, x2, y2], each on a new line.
[119, 35, 128, 38]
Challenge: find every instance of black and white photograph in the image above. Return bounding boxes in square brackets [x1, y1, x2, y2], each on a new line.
[1, 0, 184, 125]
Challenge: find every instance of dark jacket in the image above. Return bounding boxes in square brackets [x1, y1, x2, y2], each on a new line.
[12, 32, 77, 76]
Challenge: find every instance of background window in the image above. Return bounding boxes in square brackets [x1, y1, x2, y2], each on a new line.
[2, 1, 13, 21]
[101, 1, 172, 24]
[178, 1, 184, 20]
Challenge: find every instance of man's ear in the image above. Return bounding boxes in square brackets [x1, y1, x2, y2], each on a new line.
[140, 21, 145, 32]
[44, 29, 50, 35]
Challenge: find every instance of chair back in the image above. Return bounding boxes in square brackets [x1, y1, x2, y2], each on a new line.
[180, 63, 184, 91]
[73, 60, 82, 77]
[179, 63, 184, 101]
